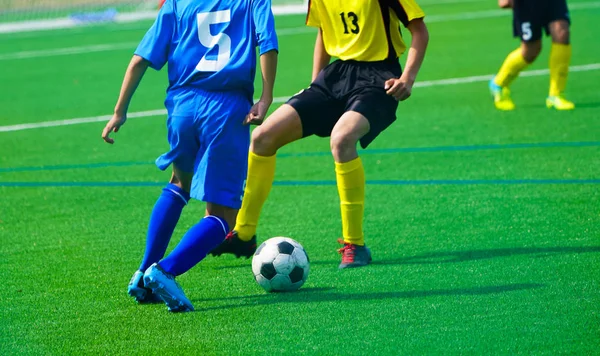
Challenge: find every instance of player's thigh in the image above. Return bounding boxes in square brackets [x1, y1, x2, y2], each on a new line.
[345, 88, 399, 149]
[192, 93, 251, 210]
[251, 104, 304, 155]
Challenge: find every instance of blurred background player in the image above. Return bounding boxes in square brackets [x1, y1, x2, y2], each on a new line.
[101, 0, 278, 312]
[490, 0, 574, 111]
[211, 0, 429, 269]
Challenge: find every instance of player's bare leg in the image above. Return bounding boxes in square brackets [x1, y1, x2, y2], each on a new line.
[206, 203, 237, 234]
[250, 104, 304, 156]
[330, 111, 372, 268]
[212, 104, 304, 258]
[547, 19, 574, 110]
[169, 165, 193, 192]
[238, 104, 303, 237]
[520, 39, 542, 63]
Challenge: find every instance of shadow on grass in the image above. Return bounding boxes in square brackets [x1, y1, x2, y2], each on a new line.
[210, 259, 336, 270]
[374, 246, 600, 265]
[519, 101, 600, 109]
[571, 102, 600, 109]
[191, 283, 544, 312]
[211, 246, 600, 269]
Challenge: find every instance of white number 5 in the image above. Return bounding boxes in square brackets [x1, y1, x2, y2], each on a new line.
[521, 22, 532, 41]
[196, 10, 231, 72]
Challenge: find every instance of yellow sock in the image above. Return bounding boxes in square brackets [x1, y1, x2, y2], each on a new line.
[494, 48, 530, 87]
[234, 152, 276, 241]
[549, 43, 571, 96]
[335, 157, 365, 246]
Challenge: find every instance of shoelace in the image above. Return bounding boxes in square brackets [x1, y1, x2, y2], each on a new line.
[224, 232, 235, 242]
[337, 239, 356, 263]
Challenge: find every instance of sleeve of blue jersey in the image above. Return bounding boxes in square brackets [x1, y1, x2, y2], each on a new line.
[134, 0, 175, 70]
[252, 0, 279, 55]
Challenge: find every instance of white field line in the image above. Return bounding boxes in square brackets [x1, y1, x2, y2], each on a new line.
[0, 27, 313, 61]
[1, 63, 598, 133]
[2, 1, 600, 59]
[0, 6, 308, 34]
[415, 63, 600, 87]
[427, 1, 600, 22]
[0, 42, 139, 60]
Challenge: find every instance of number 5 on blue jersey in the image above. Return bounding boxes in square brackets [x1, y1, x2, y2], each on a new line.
[135, 0, 278, 102]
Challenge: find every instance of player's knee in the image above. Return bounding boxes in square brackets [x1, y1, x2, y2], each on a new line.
[552, 27, 570, 44]
[550, 20, 570, 44]
[330, 132, 358, 162]
[251, 126, 278, 156]
[169, 172, 192, 193]
[521, 42, 541, 63]
[206, 203, 237, 229]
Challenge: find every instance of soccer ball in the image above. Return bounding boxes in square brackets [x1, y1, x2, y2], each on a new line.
[251, 237, 310, 292]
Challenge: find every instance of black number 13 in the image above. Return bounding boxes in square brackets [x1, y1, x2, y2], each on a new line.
[340, 12, 360, 34]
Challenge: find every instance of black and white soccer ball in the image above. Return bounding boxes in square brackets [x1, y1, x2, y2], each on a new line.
[251, 237, 310, 292]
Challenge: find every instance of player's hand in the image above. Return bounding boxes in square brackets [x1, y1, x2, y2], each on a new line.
[384, 78, 413, 101]
[498, 0, 512, 9]
[101, 113, 127, 144]
[244, 98, 272, 125]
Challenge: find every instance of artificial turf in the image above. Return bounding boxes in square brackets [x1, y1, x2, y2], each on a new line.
[1, 0, 599, 354]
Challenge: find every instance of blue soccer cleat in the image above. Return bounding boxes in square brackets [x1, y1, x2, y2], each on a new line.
[128, 270, 162, 304]
[143, 263, 194, 312]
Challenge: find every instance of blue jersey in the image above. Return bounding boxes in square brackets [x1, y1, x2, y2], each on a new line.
[135, 0, 278, 102]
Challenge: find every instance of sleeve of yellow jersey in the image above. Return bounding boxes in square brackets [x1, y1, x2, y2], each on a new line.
[398, 0, 425, 22]
[305, 0, 320, 27]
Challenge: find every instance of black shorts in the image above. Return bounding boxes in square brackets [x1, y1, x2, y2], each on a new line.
[513, 0, 570, 42]
[287, 59, 402, 148]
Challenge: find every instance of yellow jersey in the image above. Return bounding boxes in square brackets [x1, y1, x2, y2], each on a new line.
[306, 0, 425, 61]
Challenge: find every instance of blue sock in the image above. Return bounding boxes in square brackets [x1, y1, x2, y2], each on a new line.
[159, 215, 229, 276]
[139, 184, 190, 271]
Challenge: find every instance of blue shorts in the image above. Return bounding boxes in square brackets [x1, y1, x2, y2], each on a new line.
[156, 88, 251, 209]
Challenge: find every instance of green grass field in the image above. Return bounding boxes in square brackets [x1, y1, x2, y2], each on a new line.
[1, 0, 599, 354]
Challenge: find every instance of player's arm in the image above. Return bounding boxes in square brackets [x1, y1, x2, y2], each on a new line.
[498, 0, 513, 9]
[312, 28, 331, 82]
[102, 0, 172, 143]
[385, 18, 429, 101]
[245, 50, 278, 125]
[246, 0, 279, 125]
[102, 55, 150, 144]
